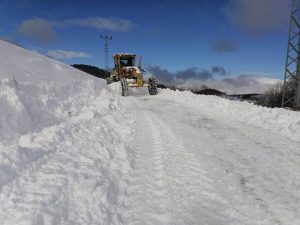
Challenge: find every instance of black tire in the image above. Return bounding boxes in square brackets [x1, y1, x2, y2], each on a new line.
[106, 77, 113, 84]
[113, 76, 120, 82]
[121, 77, 129, 96]
[148, 77, 158, 95]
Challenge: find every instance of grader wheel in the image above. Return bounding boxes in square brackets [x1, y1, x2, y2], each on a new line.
[148, 77, 158, 95]
[121, 77, 129, 96]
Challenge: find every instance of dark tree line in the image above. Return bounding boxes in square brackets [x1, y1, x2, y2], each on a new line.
[72, 64, 109, 79]
[192, 88, 226, 97]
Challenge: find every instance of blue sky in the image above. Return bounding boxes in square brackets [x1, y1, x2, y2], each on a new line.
[0, 0, 293, 92]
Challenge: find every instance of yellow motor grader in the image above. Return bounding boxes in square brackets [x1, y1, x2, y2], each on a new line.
[108, 53, 158, 96]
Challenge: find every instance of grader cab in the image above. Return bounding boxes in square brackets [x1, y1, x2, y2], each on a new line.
[108, 53, 158, 96]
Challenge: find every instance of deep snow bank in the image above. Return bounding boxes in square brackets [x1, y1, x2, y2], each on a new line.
[0, 40, 106, 144]
[0, 80, 134, 224]
[159, 89, 300, 142]
[0, 40, 88, 84]
[0, 41, 131, 224]
[0, 40, 109, 189]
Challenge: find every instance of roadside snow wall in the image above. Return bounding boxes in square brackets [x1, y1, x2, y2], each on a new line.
[0, 40, 106, 145]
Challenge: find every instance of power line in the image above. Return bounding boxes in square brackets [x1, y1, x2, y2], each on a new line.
[101, 35, 112, 82]
[282, 0, 300, 109]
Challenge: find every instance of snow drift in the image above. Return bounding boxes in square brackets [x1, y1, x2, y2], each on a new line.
[0, 41, 134, 224]
[0, 40, 107, 144]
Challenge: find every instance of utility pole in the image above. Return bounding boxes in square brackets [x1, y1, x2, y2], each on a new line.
[101, 35, 112, 82]
[282, 0, 300, 109]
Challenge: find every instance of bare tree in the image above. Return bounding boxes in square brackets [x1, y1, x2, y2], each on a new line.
[263, 80, 297, 109]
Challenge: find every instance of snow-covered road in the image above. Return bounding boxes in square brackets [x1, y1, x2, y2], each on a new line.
[118, 88, 300, 225]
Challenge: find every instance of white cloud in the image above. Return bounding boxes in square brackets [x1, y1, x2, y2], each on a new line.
[17, 18, 57, 43]
[147, 66, 282, 94]
[17, 0, 31, 8]
[177, 76, 282, 95]
[17, 16, 135, 43]
[211, 37, 239, 53]
[223, 0, 291, 33]
[47, 50, 91, 60]
[58, 17, 136, 32]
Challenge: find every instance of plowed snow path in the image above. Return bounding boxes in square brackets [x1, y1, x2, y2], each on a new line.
[118, 91, 300, 225]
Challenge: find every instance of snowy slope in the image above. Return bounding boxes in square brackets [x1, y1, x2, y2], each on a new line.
[0, 40, 106, 144]
[0, 40, 88, 83]
[1, 40, 300, 225]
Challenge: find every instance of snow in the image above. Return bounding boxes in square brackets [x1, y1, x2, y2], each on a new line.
[0, 40, 300, 225]
[159, 89, 300, 142]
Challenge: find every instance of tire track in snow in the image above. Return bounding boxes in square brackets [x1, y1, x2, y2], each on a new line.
[146, 112, 229, 225]
[121, 95, 230, 224]
[133, 96, 250, 225]
[122, 108, 170, 225]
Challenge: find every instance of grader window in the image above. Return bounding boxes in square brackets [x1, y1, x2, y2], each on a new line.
[120, 58, 134, 67]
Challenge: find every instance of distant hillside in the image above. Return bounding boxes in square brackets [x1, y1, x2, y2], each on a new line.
[157, 83, 167, 89]
[192, 88, 226, 97]
[72, 64, 108, 79]
[228, 93, 263, 100]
